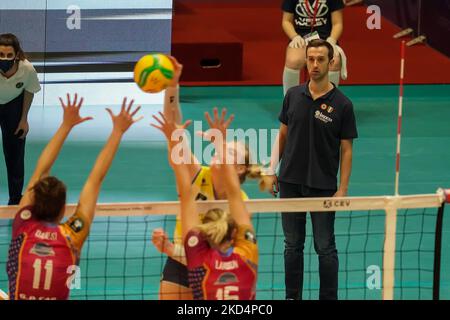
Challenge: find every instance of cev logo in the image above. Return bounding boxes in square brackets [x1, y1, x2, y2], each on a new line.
[323, 199, 351, 209]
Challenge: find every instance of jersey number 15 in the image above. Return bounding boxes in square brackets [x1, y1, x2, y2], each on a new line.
[216, 285, 239, 300]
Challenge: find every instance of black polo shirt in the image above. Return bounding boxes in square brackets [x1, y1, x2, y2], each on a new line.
[282, 0, 345, 40]
[278, 82, 357, 190]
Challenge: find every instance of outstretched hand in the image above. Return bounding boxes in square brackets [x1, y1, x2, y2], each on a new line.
[151, 111, 191, 141]
[202, 107, 234, 142]
[59, 93, 93, 128]
[200, 107, 234, 164]
[106, 97, 143, 133]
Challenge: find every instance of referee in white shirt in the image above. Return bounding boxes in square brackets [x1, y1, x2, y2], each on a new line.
[0, 33, 41, 205]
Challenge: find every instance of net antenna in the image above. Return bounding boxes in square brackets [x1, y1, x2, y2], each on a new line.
[394, 41, 406, 196]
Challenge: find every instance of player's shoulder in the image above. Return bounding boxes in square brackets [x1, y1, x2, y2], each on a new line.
[184, 228, 208, 248]
[13, 206, 35, 230]
[285, 84, 308, 105]
[236, 225, 257, 244]
[19, 59, 37, 73]
[287, 83, 308, 96]
[16, 206, 34, 220]
[331, 87, 353, 108]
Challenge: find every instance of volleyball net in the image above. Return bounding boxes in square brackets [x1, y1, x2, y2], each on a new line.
[0, 189, 448, 300]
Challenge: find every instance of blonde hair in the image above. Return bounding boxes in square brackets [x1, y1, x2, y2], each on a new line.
[237, 143, 273, 192]
[197, 208, 236, 247]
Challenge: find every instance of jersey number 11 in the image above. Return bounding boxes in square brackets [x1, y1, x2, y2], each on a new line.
[32, 259, 53, 290]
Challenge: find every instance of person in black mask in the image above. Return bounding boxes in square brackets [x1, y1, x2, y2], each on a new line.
[0, 33, 41, 205]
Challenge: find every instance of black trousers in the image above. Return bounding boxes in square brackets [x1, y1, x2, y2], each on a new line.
[0, 93, 25, 205]
[280, 181, 338, 300]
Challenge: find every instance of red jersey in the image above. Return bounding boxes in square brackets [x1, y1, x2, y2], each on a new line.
[184, 225, 258, 300]
[7, 206, 89, 300]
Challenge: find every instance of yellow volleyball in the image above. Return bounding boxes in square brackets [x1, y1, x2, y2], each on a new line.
[133, 53, 174, 93]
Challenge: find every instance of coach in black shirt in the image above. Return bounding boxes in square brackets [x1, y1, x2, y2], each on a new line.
[266, 39, 357, 300]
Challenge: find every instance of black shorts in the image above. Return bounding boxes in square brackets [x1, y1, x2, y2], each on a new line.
[161, 257, 189, 288]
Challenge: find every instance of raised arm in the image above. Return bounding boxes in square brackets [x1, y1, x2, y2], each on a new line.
[163, 56, 201, 178]
[19, 94, 92, 208]
[151, 112, 199, 241]
[74, 98, 142, 227]
[164, 56, 183, 124]
[204, 108, 251, 227]
[328, 9, 344, 45]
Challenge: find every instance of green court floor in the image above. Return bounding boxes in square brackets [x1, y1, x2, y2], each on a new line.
[0, 84, 449, 299]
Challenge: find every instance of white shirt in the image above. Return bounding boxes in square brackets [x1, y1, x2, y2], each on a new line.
[0, 59, 41, 105]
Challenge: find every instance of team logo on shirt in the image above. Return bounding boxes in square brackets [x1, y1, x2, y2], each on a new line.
[29, 242, 55, 257]
[214, 272, 238, 285]
[315, 110, 333, 123]
[16, 82, 24, 89]
[20, 210, 32, 220]
[69, 218, 84, 233]
[320, 104, 334, 114]
[196, 192, 207, 201]
[295, 0, 329, 28]
[187, 235, 199, 247]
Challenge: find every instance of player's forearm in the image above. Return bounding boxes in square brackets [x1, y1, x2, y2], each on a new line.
[338, 146, 353, 193]
[164, 85, 182, 124]
[269, 130, 286, 174]
[20, 91, 34, 122]
[329, 11, 344, 42]
[173, 158, 193, 197]
[169, 243, 187, 265]
[330, 24, 343, 42]
[33, 124, 72, 177]
[282, 20, 298, 40]
[88, 129, 123, 184]
[222, 158, 242, 199]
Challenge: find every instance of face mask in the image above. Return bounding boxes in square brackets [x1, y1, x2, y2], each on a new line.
[0, 59, 15, 73]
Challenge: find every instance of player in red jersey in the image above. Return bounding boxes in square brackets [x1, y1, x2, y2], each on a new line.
[6, 94, 141, 300]
[151, 107, 258, 300]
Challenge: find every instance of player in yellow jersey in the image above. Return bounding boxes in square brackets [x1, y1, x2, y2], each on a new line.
[151, 57, 266, 300]
[152, 107, 258, 300]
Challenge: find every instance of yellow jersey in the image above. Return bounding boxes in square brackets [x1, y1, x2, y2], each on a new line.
[173, 166, 248, 245]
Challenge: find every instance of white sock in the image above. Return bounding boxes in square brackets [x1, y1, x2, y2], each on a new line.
[329, 71, 340, 87]
[283, 67, 300, 95]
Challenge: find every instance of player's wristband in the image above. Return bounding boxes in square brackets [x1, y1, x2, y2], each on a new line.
[172, 243, 185, 259]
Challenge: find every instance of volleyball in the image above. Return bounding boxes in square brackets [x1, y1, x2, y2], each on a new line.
[133, 53, 174, 93]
